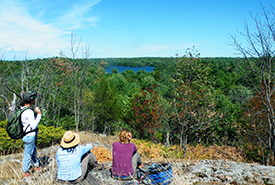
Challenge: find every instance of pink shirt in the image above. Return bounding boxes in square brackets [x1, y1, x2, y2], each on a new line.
[112, 142, 137, 176]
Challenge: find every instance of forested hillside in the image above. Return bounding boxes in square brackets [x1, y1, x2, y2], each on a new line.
[1, 47, 271, 165]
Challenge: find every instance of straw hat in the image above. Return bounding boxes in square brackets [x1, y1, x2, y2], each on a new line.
[60, 131, 80, 148]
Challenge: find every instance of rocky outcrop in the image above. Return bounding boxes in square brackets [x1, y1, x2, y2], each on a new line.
[174, 159, 275, 184]
[39, 143, 275, 184]
[54, 159, 275, 185]
[1, 142, 275, 185]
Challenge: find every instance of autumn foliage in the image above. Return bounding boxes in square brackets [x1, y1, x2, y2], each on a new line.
[130, 84, 163, 139]
[240, 81, 275, 164]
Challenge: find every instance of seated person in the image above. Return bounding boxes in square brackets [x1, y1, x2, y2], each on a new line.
[112, 129, 143, 180]
[56, 131, 98, 183]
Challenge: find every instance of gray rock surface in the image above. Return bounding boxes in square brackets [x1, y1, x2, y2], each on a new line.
[173, 159, 275, 184]
[38, 157, 275, 185]
[1, 143, 275, 184]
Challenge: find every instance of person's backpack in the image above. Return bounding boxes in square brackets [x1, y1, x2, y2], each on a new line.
[137, 163, 173, 185]
[6, 107, 38, 140]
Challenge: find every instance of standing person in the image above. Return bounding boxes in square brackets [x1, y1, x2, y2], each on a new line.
[56, 131, 99, 183]
[21, 91, 42, 177]
[112, 129, 143, 180]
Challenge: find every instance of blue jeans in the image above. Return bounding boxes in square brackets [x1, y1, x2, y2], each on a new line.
[22, 135, 39, 172]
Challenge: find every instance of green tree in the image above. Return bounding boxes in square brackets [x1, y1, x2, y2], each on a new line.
[93, 76, 122, 134]
[231, 5, 275, 165]
[171, 47, 221, 156]
[111, 68, 119, 74]
[130, 84, 163, 140]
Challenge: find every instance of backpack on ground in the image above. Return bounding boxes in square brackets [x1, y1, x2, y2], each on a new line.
[137, 163, 173, 185]
[6, 107, 38, 140]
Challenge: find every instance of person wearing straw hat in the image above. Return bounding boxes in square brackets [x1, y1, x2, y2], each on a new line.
[56, 131, 98, 183]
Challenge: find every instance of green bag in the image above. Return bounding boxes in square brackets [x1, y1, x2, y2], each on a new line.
[6, 107, 37, 140]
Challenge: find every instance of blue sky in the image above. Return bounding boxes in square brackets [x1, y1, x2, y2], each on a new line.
[0, 0, 274, 60]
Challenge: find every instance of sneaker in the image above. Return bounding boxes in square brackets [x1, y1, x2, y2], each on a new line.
[24, 172, 30, 177]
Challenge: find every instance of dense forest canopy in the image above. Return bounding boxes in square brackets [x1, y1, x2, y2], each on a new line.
[0, 55, 260, 161]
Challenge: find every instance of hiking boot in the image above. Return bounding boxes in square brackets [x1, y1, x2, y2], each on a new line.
[24, 172, 30, 177]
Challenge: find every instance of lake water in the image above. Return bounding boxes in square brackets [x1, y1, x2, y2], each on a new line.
[105, 66, 155, 74]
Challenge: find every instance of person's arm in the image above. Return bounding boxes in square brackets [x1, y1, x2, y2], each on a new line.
[25, 109, 41, 129]
[81, 144, 93, 154]
[56, 152, 60, 166]
[133, 143, 137, 152]
[128, 132, 132, 143]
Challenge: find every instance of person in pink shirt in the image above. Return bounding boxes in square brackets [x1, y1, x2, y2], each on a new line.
[112, 129, 143, 180]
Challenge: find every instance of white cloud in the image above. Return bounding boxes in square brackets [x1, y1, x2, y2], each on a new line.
[0, 0, 66, 59]
[0, 0, 101, 60]
[57, 0, 101, 30]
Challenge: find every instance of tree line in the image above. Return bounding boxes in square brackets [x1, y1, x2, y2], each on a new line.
[0, 53, 262, 163]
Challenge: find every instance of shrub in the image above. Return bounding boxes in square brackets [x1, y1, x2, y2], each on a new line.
[0, 120, 65, 154]
[243, 144, 263, 164]
[58, 115, 75, 130]
[0, 126, 24, 155]
[37, 125, 65, 148]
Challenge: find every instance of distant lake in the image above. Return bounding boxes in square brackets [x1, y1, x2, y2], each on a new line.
[105, 66, 155, 74]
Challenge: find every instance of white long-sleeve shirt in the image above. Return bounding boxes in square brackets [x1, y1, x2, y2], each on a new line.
[21, 108, 41, 136]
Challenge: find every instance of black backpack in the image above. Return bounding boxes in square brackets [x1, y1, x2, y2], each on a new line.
[6, 107, 38, 140]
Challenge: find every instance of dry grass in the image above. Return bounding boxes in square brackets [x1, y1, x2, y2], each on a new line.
[0, 155, 23, 182]
[185, 144, 246, 162]
[0, 132, 249, 185]
[0, 153, 56, 185]
[130, 140, 247, 164]
[79, 132, 118, 145]
[91, 146, 112, 162]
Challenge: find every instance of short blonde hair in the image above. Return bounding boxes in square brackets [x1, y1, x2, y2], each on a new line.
[119, 129, 130, 143]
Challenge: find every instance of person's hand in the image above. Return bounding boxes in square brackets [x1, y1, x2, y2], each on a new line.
[128, 132, 132, 142]
[35, 107, 42, 114]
